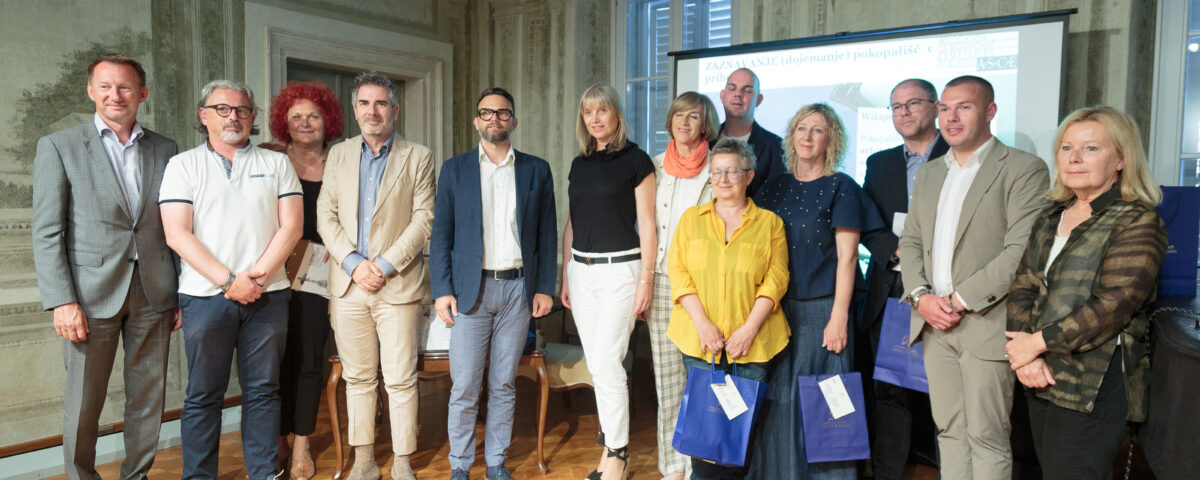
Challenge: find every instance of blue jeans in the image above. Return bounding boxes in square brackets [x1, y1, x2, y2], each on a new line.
[179, 290, 289, 480]
[681, 353, 769, 480]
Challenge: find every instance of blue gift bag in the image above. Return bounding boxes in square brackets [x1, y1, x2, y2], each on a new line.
[1157, 186, 1199, 297]
[872, 299, 929, 393]
[797, 371, 871, 463]
[672, 359, 769, 467]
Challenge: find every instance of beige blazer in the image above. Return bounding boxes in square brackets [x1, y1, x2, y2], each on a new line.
[898, 139, 1049, 360]
[316, 135, 436, 304]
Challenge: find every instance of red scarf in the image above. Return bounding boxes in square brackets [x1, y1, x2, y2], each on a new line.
[663, 139, 709, 178]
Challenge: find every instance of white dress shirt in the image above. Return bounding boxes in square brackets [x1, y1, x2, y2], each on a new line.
[479, 144, 523, 270]
[94, 113, 144, 259]
[930, 136, 997, 308]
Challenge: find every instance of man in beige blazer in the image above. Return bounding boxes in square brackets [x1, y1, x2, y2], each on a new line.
[898, 75, 1049, 480]
[316, 72, 435, 480]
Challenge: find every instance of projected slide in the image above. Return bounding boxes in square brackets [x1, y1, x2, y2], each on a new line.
[675, 15, 1066, 183]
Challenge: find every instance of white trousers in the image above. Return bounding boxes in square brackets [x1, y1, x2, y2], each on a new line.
[567, 248, 639, 448]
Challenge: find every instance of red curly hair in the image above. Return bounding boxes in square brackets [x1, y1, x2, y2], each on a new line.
[268, 80, 345, 143]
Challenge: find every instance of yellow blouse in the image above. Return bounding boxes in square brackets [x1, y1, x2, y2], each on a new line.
[666, 198, 790, 363]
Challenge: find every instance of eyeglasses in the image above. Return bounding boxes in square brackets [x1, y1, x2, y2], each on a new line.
[710, 168, 751, 179]
[888, 98, 934, 113]
[203, 104, 255, 119]
[477, 108, 514, 121]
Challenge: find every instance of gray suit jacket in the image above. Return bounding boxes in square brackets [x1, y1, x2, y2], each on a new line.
[32, 122, 180, 318]
[898, 139, 1049, 360]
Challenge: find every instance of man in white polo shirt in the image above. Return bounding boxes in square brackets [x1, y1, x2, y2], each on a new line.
[159, 79, 303, 479]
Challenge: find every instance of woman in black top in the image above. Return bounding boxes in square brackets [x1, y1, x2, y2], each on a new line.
[260, 80, 343, 479]
[561, 84, 657, 480]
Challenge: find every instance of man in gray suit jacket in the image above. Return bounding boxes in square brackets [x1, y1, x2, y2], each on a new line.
[899, 75, 1049, 480]
[32, 54, 179, 480]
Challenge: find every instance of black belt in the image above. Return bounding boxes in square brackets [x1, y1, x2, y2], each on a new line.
[483, 267, 523, 280]
[572, 253, 641, 265]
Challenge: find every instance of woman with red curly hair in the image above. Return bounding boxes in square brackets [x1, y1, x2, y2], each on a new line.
[260, 80, 344, 479]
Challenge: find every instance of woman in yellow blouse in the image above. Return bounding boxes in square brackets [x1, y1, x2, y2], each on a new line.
[666, 137, 790, 480]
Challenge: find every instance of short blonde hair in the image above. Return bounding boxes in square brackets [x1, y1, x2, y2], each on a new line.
[664, 91, 719, 142]
[1048, 106, 1161, 206]
[575, 84, 629, 156]
[783, 103, 846, 175]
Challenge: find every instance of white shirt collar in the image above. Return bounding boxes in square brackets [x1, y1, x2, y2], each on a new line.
[93, 113, 144, 144]
[478, 143, 516, 167]
[944, 135, 996, 169]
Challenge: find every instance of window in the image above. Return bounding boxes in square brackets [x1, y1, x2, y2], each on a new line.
[620, 0, 732, 156]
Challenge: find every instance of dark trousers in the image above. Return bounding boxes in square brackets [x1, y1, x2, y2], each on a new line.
[279, 291, 329, 436]
[62, 265, 172, 480]
[1027, 350, 1128, 480]
[681, 353, 769, 480]
[863, 291, 938, 480]
[180, 290, 289, 480]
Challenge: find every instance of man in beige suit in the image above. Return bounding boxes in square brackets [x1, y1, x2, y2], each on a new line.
[316, 72, 435, 480]
[898, 75, 1049, 480]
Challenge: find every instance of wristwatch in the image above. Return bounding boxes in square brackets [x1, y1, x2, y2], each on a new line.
[906, 286, 933, 308]
[219, 272, 236, 292]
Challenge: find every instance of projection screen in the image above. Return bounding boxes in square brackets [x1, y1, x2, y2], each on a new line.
[672, 10, 1073, 183]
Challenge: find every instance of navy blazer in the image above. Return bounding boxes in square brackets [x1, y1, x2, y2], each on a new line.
[429, 147, 557, 311]
[859, 135, 950, 328]
[721, 121, 785, 197]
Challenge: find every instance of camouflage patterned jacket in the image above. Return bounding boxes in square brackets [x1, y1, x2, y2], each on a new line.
[1007, 186, 1166, 421]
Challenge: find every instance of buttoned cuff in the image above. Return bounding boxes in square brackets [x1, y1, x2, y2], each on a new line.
[342, 253, 366, 276]
[376, 257, 396, 277]
[953, 292, 972, 312]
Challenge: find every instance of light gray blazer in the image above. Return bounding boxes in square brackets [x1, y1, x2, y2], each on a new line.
[898, 140, 1050, 360]
[32, 123, 180, 318]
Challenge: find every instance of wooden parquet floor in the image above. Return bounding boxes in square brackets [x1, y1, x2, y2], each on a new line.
[49, 368, 689, 480]
[50, 355, 946, 479]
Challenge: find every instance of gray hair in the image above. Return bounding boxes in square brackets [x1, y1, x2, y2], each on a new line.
[352, 72, 398, 106]
[193, 79, 261, 135]
[709, 137, 756, 170]
[892, 78, 938, 102]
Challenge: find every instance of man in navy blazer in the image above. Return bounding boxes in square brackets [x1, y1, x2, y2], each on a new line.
[717, 68, 785, 196]
[429, 87, 557, 480]
[860, 78, 948, 480]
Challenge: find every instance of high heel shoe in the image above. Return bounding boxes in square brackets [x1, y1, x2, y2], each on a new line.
[599, 446, 629, 480]
[586, 432, 606, 479]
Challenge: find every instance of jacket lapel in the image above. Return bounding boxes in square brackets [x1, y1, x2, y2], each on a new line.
[920, 155, 948, 247]
[953, 143, 1006, 248]
[513, 150, 531, 238]
[343, 137, 362, 241]
[83, 127, 133, 221]
[372, 136, 410, 218]
[133, 136, 159, 223]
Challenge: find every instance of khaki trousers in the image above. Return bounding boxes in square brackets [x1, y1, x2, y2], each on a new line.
[923, 326, 1015, 480]
[330, 284, 420, 455]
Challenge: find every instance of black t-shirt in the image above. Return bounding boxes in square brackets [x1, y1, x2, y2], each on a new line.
[567, 142, 655, 253]
[299, 179, 323, 243]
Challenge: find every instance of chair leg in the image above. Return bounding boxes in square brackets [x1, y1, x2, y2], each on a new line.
[535, 356, 549, 473]
[327, 359, 344, 480]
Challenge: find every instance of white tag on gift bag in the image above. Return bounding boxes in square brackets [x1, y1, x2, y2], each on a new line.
[711, 374, 749, 420]
[818, 374, 856, 419]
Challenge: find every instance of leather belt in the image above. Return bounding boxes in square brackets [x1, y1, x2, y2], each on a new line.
[572, 253, 641, 266]
[483, 267, 523, 280]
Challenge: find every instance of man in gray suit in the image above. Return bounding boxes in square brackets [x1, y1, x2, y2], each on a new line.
[32, 54, 180, 480]
[899, 75, 1049, 480]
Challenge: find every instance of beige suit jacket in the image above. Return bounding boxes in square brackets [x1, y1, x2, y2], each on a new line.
[317, 135, 436, 304]
[899, 139, 1049, 360]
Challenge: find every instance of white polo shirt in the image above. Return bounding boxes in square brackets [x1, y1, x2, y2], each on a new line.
[159, 142, 302, 296]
